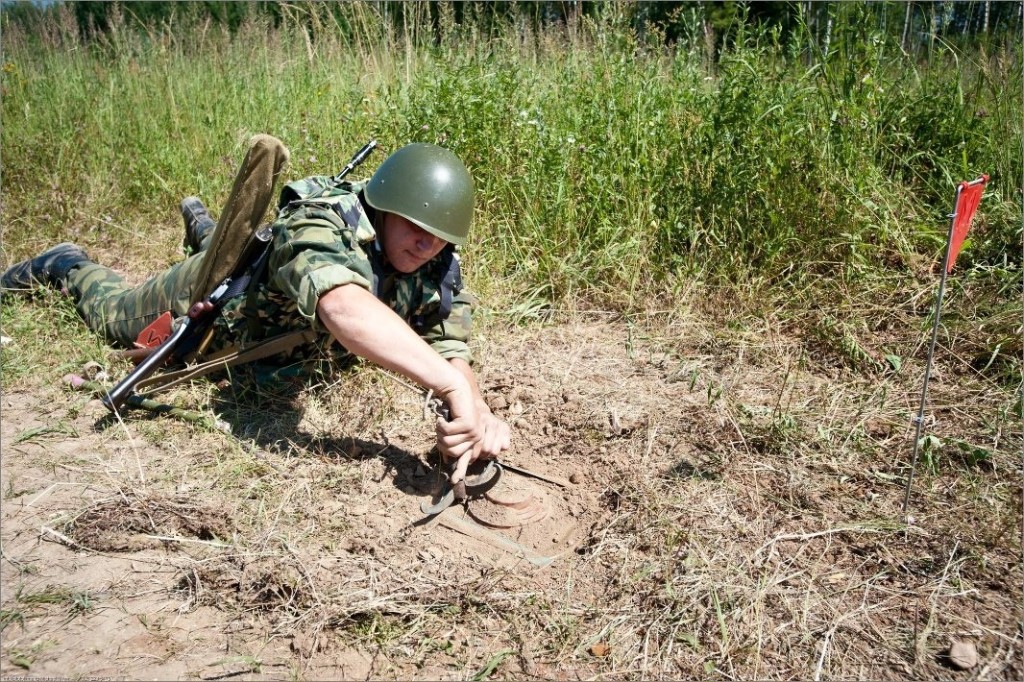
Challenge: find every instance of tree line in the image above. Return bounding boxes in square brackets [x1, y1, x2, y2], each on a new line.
[3, 1, 1022, 54]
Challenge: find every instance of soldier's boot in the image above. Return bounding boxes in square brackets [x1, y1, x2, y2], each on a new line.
[181, 197, 217, 254]
[1, 242, 92, 292]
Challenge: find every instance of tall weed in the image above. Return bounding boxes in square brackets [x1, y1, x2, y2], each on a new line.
[1, 3, 1019, 375]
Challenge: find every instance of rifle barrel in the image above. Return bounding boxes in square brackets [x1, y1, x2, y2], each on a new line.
[331, 139, 378, 184]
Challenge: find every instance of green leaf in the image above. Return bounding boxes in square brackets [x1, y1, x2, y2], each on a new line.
[473, 649, 514, 681]
[13, 422, 78, 444]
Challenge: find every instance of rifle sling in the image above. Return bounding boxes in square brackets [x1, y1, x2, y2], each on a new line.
[133, 329, 317, 397]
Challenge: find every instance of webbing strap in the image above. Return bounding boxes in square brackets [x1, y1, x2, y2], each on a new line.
[222, 272, 253, 300]
[438, 247, 462, 320]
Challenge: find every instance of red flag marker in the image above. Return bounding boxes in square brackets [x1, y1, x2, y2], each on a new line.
[946, 175, 988, 273]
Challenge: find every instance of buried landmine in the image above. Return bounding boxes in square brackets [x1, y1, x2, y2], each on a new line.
[406, 458, 599, 568]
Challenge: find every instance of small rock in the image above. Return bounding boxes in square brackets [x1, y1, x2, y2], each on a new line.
[0, 336, 12, 346]
[490, 396, 508, 410]
[946, 640, 978, 670]
[569, 472, 581, 484]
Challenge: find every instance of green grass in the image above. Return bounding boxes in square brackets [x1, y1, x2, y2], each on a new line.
[12, 585, 95, 616]
[2, 4, 1018, 315]
[0, 290, 117, 390]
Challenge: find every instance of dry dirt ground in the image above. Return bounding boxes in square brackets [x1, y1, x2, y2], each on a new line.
[1, 312, 1021, 680]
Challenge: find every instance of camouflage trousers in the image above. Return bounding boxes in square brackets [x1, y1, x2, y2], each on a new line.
[65, 135, 289, 347]
[66, 239, 209, 346]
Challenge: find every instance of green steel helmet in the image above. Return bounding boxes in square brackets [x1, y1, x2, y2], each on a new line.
[363, 143, 475, 245]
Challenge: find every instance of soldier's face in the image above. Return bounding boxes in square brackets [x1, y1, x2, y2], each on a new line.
[380, 213, 448, 273]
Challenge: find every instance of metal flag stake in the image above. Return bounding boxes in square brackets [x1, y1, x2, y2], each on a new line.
[902, 174, 988, 517]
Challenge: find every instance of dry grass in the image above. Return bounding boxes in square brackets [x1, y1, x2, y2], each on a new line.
[2, 285, 1021, 678]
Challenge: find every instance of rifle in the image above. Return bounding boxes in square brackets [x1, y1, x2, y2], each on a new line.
[331, 139, 378, 185]
[101, 139, 379, 413]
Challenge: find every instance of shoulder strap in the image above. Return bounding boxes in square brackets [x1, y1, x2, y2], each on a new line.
[135, 329, 318, 397]
[437, 246, 463, 320]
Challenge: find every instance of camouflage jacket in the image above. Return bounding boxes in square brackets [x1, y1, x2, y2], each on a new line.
[208, 177, 474, 366]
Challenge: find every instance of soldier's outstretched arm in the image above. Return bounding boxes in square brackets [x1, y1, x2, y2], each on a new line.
[315, 283, 485, 473]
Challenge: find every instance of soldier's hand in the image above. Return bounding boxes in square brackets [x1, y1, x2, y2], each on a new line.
[436, 386, 483, 483]
[438, 403, 510, 485]
[477, 407, 510, 459]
